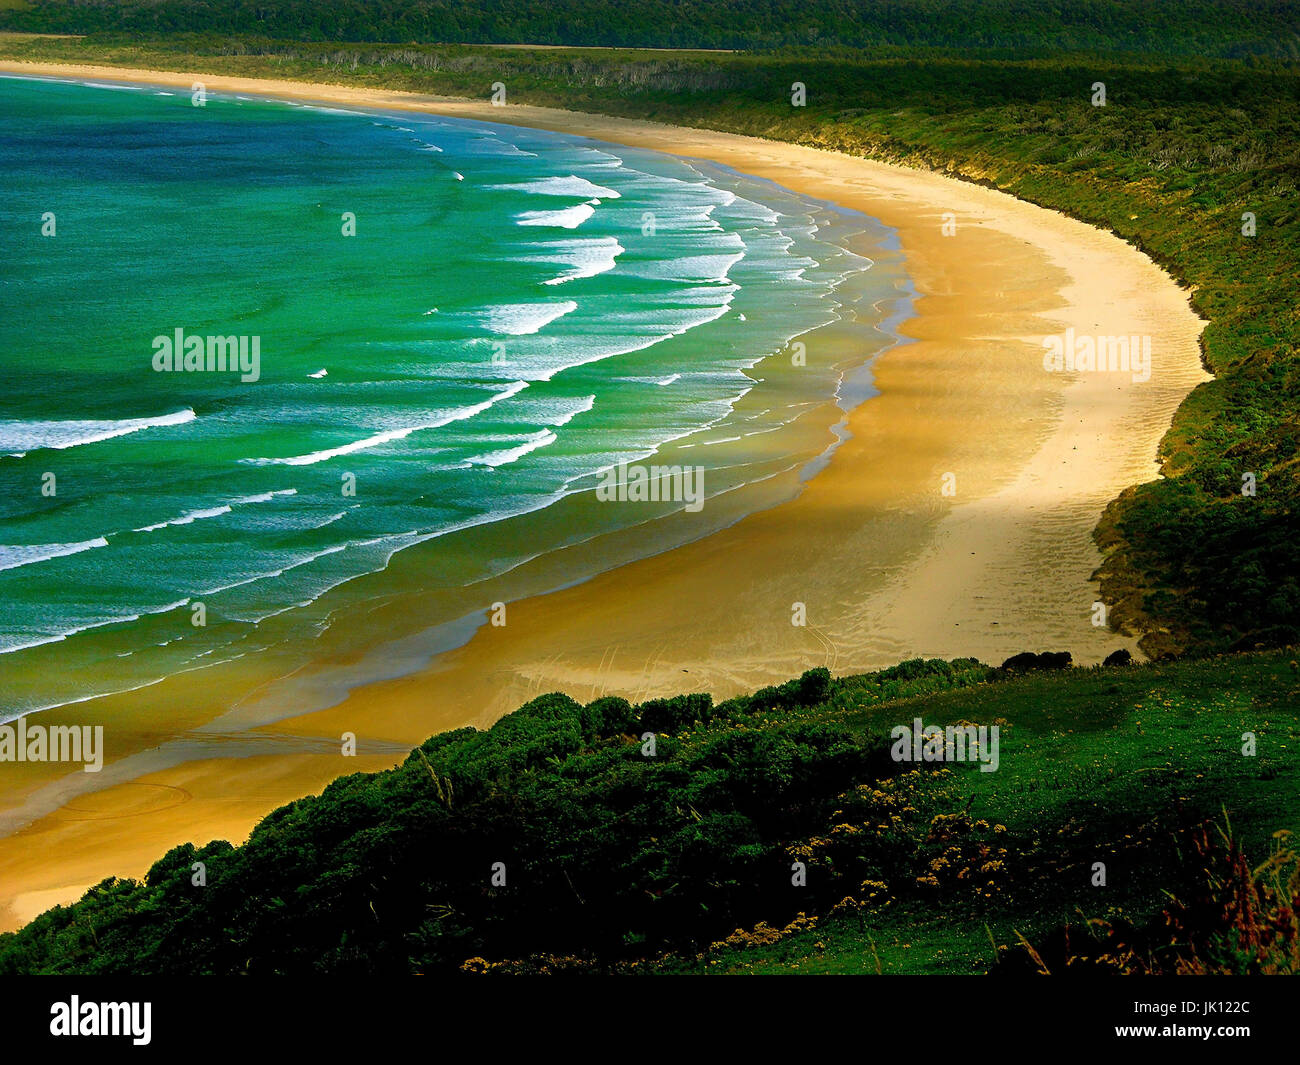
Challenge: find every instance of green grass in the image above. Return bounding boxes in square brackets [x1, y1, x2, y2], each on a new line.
[658, 904, 996, 974]
[656, 653, 1300, 973]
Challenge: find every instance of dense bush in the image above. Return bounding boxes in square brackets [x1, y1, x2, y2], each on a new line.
[0, 666, 927, 974]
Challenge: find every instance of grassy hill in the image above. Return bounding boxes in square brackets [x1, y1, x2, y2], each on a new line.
[2, 650, 1296, 974]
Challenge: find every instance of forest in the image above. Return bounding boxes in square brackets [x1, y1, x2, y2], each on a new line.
[0, 0, 1298, 57]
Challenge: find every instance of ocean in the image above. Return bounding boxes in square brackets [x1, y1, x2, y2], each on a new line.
[0, 74, 909, 719]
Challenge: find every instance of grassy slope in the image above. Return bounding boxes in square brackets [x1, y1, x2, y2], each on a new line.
[1, 34, 1297, 655]
[658, 652, 1300, 973]
[1, 651, 1295, 974]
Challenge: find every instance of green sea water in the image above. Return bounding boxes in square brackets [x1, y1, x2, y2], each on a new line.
[0, 74, 910, 717]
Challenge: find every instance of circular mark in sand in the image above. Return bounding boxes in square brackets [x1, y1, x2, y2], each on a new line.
[57, 782, 192, 821]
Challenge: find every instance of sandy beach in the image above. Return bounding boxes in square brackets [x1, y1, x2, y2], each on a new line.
[0, 61, 1209, 931]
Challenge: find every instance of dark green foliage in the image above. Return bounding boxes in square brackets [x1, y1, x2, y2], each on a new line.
[998, 651, 1073, 673]
[637, 691, 713, 734]
[0, 663, 957, 974]
[2, 0, 1298, 57]
[580, 695, 637, 739]
[749, 665, 832, 712]
[4, 650, 1296, 975]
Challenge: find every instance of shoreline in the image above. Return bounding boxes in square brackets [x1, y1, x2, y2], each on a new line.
[0, 61, 1210, 931]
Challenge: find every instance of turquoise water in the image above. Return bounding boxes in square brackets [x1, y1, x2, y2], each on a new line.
[0, 75, 907, 717]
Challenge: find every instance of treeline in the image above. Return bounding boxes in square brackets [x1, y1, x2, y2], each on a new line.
[3, 0, 1300, 57]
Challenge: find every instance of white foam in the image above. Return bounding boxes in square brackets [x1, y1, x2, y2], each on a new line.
[297, 104, 371, 117]
[572, 147, 625, 169]
[0, 538, 109, 574]
[130, 489, 296, 533]
[133, 505, 232, 534]
[464, 428, 557, 468]
[80, 81, 150, 92]
[231, 489, 298, 505]
[518, 237, 623, 286]
[0, 408, 196, 458]
[548, 395, 597, 426]
[515, 204, 595, 229]
[197, 544, 350, 595]
[0, 597, 192, 655]
[624, 250, 745, 283]
[242, 382, 527, 466]
[308, 510, 352, 531]
[490, 175, 620, 199]
[473, 300, 578, 336]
